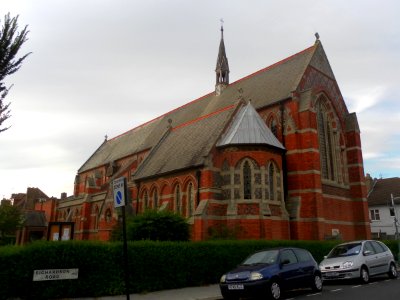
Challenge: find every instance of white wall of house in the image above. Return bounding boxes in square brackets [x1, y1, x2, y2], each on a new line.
[369, 204, 400, 237]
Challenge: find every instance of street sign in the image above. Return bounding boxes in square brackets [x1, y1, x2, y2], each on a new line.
[112, 176, 130, 299]
[33, 268, 78, 281]
[113, 177, 126, 208]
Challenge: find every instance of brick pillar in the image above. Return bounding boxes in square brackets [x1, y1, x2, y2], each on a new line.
[345, 113, 371, 239]
[285, 108, 324, 240]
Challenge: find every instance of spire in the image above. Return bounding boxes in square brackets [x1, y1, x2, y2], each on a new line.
[215, 21, 229, 95]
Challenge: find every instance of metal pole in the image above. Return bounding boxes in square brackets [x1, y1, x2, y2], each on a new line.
[122, 178, 130, 300]
[391, 193, 400, 263]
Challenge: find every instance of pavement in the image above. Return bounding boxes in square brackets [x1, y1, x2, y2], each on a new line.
[72, 284, 222, 300]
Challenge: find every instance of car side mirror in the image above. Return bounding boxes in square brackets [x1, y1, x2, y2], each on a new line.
[281, 259, 290, 266]
[363, 250, 372, 256]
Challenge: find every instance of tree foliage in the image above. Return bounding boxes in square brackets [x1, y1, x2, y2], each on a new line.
[111, 209, 190, 242]
[0, 13, 31, 133]
[0, 203, 24, 239]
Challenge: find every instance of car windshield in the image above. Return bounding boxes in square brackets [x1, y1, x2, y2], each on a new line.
[241, 250, 279, 265]
[327, 243, 362, 258]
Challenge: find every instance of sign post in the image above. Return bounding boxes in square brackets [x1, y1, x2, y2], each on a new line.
[113, 177, 130, 300]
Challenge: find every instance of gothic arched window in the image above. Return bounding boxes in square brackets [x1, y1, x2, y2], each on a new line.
[152, 188, 158, 209]
[105, 209, 112, 223]
[243, 161, 252, 199]
[143, 190, 148, 211]
[268, 118, 278, 137]
[316, 100, 338, 181]
[187, 182, 194, 217]
[269, 163, 275, 200]
[175, 184, 182, 214]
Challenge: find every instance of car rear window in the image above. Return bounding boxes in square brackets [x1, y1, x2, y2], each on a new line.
[294, 249, 312, 262]
[371, 241, 386, 253]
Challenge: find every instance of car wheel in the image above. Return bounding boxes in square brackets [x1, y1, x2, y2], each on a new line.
[360, 266, 369, 284]
[388, 263, 398, 279]
[269, 280, 281, 300]
[311, 273, 323, 292]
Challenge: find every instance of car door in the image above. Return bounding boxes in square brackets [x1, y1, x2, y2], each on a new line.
[293, 248, 315, 284]
[279, 249, 302, 289]
[363, 241, 379, 276]
[371, 241, 391, 274]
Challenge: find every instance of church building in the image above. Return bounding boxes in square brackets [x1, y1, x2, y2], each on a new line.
[55, 28, 371, 241]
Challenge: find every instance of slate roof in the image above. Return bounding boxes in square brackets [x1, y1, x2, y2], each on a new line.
[134, 104, 236, 180]
[24, 210, 47, 227]
[217, 102, 285, 149]
[368, 177, 400, 206]
[79, 41, 329, 175]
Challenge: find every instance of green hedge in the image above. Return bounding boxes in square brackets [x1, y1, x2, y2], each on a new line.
[0, 239, 398, 299]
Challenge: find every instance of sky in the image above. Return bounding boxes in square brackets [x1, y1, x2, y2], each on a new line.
[1, 0, 399, 199]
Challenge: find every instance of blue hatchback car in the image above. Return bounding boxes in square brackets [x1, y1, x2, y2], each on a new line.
[219, 247, 322, 299]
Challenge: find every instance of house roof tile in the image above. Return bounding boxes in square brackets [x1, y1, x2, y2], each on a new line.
[368, 177, 400, 206]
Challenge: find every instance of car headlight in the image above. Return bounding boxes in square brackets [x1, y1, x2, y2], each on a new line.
[220, 274, 226, 283]
[342, 261, 353, 269]
[250, 272, 263, 281]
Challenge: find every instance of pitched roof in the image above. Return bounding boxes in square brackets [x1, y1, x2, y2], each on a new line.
[12, 188, 48, 210]
[217, 102, 285, 149]
[23, 210, 47, 227]
[79, 41, 329, 174]
[134, 104, 236, 180]
[368, 177, 400, 206]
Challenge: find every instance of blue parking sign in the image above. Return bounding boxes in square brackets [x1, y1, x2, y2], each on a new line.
[113, 177, 126, 208]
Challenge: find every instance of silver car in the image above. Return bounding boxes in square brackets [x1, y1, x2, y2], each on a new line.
[319, 240, 397, 283]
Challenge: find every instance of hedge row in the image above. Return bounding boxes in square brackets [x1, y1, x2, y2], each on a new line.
[0, 240, 398, 299]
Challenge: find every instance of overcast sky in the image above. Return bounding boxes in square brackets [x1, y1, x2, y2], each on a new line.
[1, 0, 399, 199]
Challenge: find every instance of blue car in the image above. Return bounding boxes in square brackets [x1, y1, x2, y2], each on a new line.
[219, 247, 322, 299]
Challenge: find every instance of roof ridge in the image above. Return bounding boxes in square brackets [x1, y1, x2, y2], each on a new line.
[229, 44, 316, 87]
[109, 91, 215, 142]
[172, 104, 235, 131]
[109, 44, 316, 142]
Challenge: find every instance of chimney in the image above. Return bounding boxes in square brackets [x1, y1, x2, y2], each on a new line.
[365, 173, 374, 194]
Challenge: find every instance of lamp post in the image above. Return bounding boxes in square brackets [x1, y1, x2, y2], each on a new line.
[390, 193, 400, 263]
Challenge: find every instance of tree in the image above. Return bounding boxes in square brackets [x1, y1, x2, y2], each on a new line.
[0, 203, 24, 239]
[110, 210, 190, 242]
[0, 13, 31, 133]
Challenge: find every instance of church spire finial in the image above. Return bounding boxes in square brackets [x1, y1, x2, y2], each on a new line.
[220, 18, 224, 39]
[215, 20, 229, 96]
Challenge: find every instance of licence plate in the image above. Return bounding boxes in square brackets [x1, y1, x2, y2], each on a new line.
[325, 272, 339, 277]
[228, 284, 244, 290]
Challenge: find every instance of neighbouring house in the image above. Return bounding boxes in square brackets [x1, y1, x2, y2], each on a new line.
[46, 28, 370, 242]
[366, 175, 400, 239]
[12, 187, 58, 245]
[13, 187, 49, 244]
